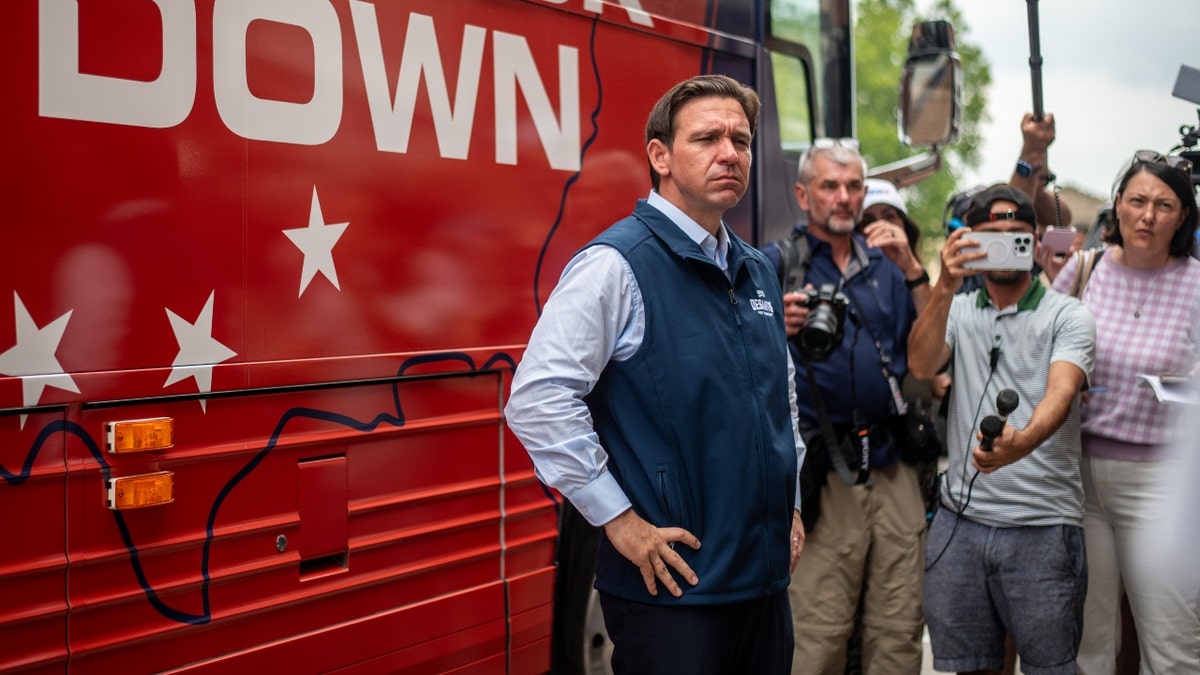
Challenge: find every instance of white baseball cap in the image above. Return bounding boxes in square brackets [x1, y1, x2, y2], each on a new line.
[863, 178, 908, 214]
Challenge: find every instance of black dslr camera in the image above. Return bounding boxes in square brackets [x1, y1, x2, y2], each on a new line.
[795, 283, 849, 361]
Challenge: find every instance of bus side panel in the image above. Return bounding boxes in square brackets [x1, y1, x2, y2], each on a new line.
[62, 373, 513, 672]
[0, 411, 69, 673]
[160, 586, 510, 675]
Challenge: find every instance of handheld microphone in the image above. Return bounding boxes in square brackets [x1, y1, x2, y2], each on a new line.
[979, 389, 1019, 451]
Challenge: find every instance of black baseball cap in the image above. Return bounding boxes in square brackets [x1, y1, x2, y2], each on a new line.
[964, 184, 1037, 228]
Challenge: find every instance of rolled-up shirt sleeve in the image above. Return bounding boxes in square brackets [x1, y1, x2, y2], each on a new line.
[504, 245, 643, 527]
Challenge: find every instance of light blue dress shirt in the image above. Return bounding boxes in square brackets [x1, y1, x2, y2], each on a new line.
[504, 191, 804, 526]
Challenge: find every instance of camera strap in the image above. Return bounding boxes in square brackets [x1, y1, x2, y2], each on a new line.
[800, 354, 869, 486]
[839, 276, 907, 416]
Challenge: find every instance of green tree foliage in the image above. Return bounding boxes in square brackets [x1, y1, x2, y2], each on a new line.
[854, 0, 990, 259]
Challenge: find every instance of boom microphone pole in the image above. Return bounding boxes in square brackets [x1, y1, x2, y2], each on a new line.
[1026, 0, 1045, 119]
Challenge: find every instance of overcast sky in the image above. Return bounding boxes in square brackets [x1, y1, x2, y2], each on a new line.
[915, 0, 1199, 202]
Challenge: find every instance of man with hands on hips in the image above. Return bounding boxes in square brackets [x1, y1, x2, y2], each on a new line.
[506, 75, 805, 674]
[908, 184, 1096, 674]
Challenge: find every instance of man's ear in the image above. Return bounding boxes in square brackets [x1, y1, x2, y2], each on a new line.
[794, 181, 810, 211]
[647, 139, 671, 181]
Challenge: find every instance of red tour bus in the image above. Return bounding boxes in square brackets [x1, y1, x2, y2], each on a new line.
[0, 0, 958, 672]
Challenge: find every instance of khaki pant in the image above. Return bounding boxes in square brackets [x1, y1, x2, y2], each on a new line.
[789, 462, 927, 675]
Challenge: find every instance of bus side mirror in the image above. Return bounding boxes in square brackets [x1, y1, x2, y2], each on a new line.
[899, 20, 962, 148]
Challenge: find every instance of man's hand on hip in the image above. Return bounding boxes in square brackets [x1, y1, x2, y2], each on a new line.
[603, 508, 701, 597]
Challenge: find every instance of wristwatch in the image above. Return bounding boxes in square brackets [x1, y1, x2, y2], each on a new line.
[1015, 159, 1035, 178]
[906, 269, 930, 290]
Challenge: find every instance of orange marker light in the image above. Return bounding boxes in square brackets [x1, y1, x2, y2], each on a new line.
[107, 417, 174, 454]
[107, 472, 174, 510]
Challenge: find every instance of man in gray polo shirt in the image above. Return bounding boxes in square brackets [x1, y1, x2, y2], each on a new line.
[908, 184, 1096, 674]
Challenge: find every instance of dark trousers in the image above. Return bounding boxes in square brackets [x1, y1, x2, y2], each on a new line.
[599, 590, 793, 674]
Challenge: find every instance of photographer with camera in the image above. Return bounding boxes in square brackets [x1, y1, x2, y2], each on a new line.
[763, 141, 929, 674]
[908, 184, 1096, 674]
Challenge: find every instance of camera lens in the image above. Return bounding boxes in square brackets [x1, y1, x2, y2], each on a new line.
[798, 299, 841, 360]
[798, 321, 835, 360]
[795, 284, 847, 362]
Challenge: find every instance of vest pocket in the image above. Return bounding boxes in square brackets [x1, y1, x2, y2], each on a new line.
[656, 465, 683, 529]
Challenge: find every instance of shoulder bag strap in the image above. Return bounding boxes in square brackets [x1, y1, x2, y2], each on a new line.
[1069, 248, 1105, 298]
[773, 231, 811, 292]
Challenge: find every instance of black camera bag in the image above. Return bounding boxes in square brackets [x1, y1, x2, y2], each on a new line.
[893, 398, 942, 465]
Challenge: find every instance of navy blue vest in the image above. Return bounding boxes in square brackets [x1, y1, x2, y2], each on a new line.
[586, 201, 797, 604]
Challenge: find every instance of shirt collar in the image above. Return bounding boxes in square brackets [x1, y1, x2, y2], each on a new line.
[974, 275, 1047, 310]
[647, 190, 729, 268]
[799, 227, 871, 277]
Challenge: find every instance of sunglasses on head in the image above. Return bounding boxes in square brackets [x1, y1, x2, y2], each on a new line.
[1132, 149, 1193, 175]
[811, 137, 860, 151]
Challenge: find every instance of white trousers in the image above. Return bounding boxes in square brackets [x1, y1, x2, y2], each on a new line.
[1077, 455, 1200, 674]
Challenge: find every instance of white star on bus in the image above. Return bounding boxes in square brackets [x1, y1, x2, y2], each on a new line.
[283, 187, 349, 297]
[164, 291, 237, 412]
[0, 292, 79, 428]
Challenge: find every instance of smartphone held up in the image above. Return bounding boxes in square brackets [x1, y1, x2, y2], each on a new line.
[1040, 227, 1075, 258]
[962, 231, 1036, 271]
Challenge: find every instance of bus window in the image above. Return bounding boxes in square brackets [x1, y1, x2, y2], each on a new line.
[770, 51, 814, 152]
[767, 0, 827, 149]
[769, 0, 822, 59]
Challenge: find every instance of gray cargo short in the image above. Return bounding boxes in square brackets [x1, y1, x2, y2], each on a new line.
[923, 507, 1087, 675]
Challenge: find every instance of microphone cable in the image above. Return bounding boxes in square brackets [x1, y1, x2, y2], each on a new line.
[926, 369, 995, 570]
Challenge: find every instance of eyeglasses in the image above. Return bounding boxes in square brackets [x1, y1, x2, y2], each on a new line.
[1132, 149, 1193, 175]
[811, 137, 860, 151]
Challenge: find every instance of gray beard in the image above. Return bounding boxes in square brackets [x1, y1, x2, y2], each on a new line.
[825, 217, 856, 234]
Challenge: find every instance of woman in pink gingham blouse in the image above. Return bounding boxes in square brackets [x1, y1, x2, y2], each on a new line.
[1053, 152, 1200, 673]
